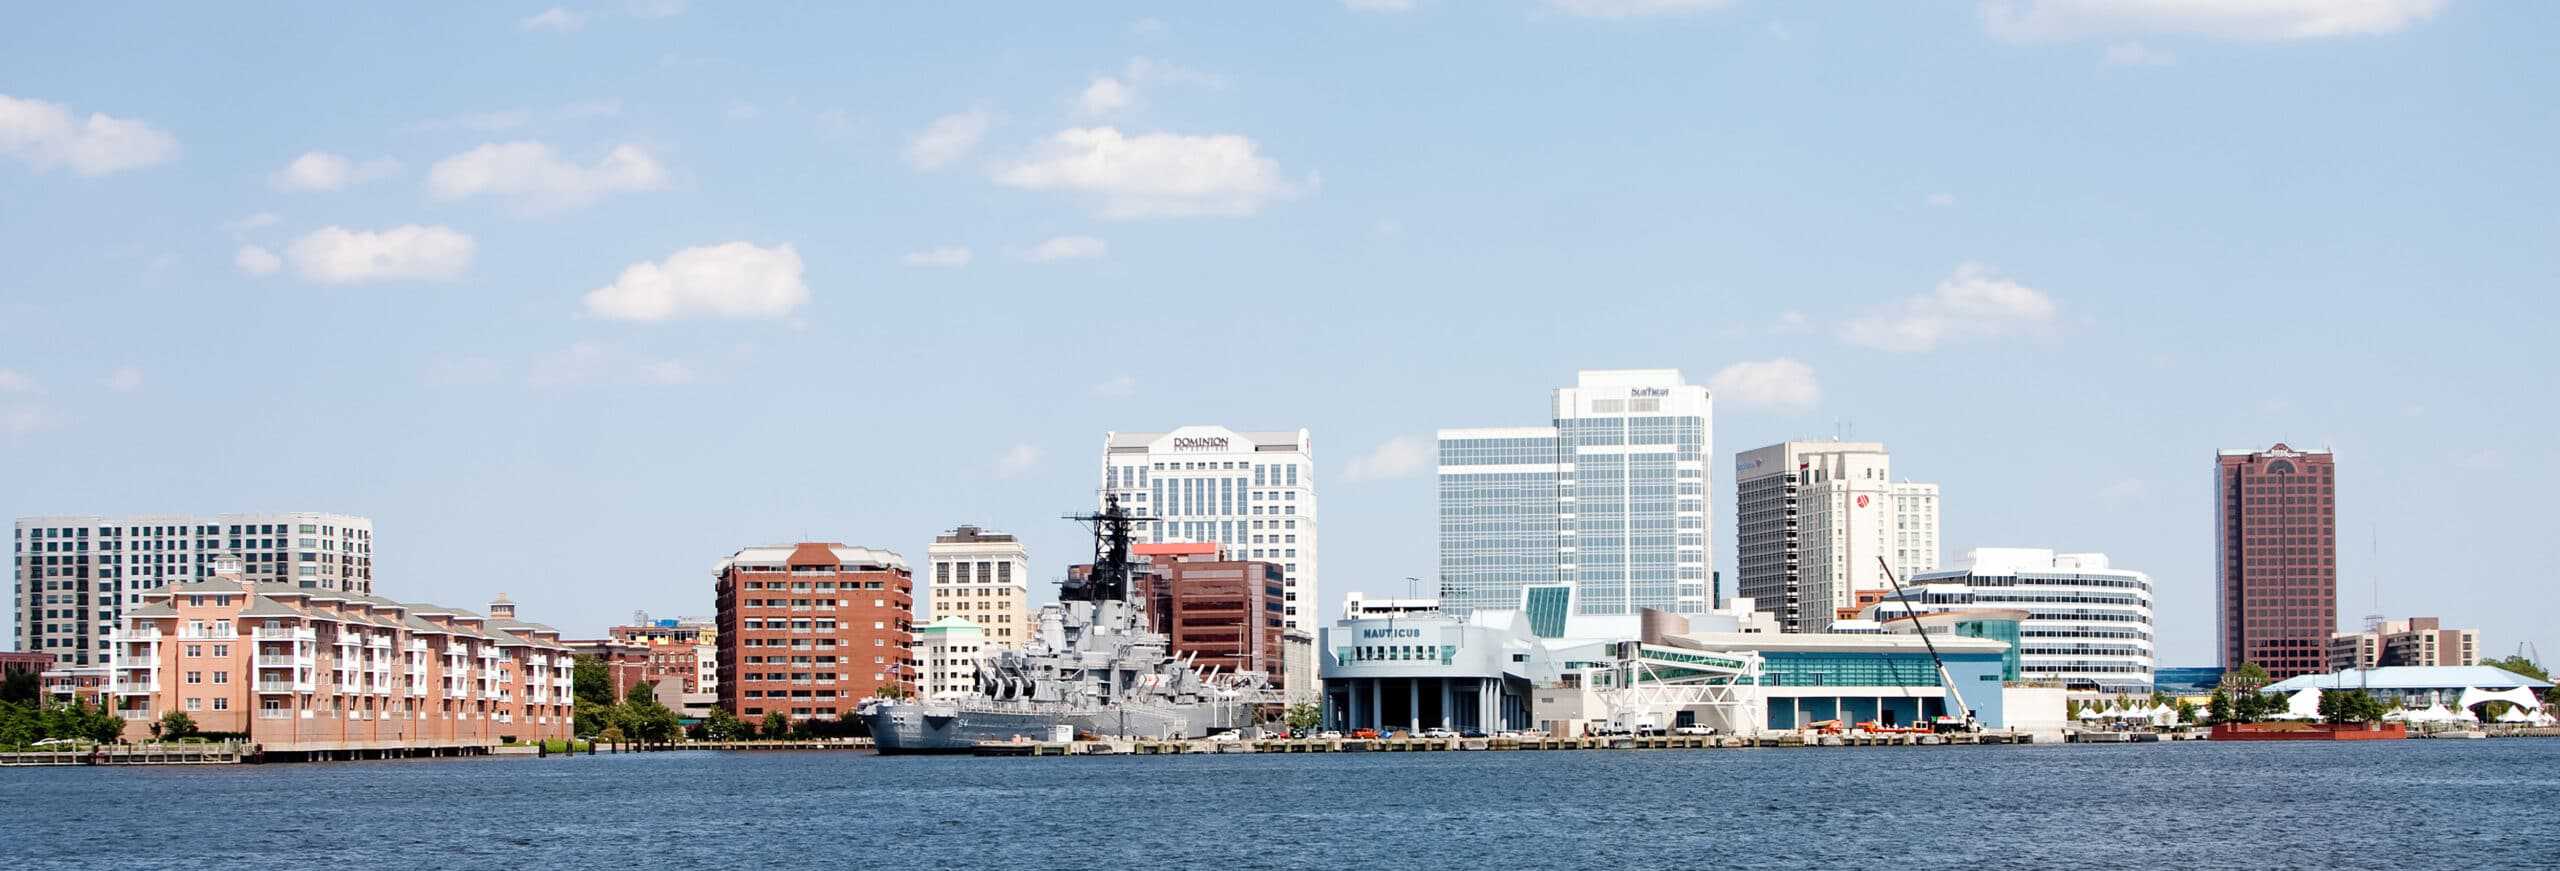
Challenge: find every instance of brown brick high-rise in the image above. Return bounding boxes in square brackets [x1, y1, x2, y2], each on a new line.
[714, 543, 913, 723]
[2215, 444, 2337, 680]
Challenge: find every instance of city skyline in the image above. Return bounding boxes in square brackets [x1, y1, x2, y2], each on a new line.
[4, 4, 2554, 667]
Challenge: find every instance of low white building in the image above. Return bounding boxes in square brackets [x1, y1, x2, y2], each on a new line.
[1885, 548, 2155, 693]
[915, 616, 987, 699]
[1342, 592, 1441, 621]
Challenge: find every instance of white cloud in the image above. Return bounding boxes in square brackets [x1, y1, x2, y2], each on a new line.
[526, 342, 702, 388]
[994, 127, 1298, 218]
[1342, 435, 1433, 483]
[1092, 374, 1136, 398]
[1841, 262, 2059, 352]
[2, 404, 62, 436]
[1023, 236, 1108, 262]
[234, 245, 282, 276]
[1981, 0, 2446, 41]
[104, 366, 143, 393]
[1707, 358, 1822, 413]
[520, 7, 587, 31]
[222, 212, 281, 238]
[994, 443, 1044, 478]
[0, 94, 180, 176]
[2103, 41, 2178, 65]
[1078, 77, 1136, 116]
[582, 241, 810, 321]
[0, 369, 35, 393]
[902, 246, 972, 268]
[905, 110, 990, 170]
[1925, 192, 1958, 207]
[1773, 309, 1811, 333]
[1346, 0, 1418, 11]
[426, 141, 668, 211]
[285, 226, 475, 284]
[269, 151, 401, 192]
[1548, 0, 1734, 18]
[1076, 58, 1221, 118]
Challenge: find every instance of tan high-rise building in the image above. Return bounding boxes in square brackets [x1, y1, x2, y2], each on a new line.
[923, 526, 1031, 647]
[2328, 617, 2477, 671]
[1735, 442, 1940, 632]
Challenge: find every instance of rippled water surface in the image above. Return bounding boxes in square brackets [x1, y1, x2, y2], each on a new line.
[6, 740, 2556, 870]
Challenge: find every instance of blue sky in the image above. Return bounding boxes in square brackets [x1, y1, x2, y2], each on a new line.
[3, 1, 2552, 666]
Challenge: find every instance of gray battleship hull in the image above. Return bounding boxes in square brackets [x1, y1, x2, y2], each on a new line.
[866, 700, 1236, 754]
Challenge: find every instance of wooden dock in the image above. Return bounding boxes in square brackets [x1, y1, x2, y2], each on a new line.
[1, 741, 248, 766]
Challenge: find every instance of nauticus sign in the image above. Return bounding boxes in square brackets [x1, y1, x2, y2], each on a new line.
[1171, 437, 1230, 451]
[1360, 628, 1423, 639]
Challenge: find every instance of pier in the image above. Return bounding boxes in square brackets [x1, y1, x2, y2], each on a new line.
[966, 730, 2077, 756]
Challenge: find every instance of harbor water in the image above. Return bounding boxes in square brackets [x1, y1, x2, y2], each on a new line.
[6, 740, 2556, 869]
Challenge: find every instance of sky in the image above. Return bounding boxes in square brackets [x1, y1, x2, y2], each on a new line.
[3, 1, 2553, 667]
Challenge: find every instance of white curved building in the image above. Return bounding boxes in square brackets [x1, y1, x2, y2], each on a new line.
[1883, 548, 2155, 692]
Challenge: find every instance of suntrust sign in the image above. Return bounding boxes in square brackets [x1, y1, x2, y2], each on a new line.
[1171, 437, 1230, 451]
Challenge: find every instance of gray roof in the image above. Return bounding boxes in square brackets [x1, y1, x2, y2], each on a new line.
[124, 603, 178, 618]
[239, 596, 301, 619]
[2267, 666, 2553, 692]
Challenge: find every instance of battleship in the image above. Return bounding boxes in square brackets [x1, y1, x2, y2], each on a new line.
[862, 495, 1269, 753]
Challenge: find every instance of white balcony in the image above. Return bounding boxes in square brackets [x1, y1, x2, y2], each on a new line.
[406, 639, 429, 652]
[255, 655, 304, 668]
[110, 629, 164, 643]
[257, 680, 296, 694]
[118, 709, 154, 720]
[367, 636, 392, 649]
[176, 627, 236, 641]
[258, 709, 292, 720]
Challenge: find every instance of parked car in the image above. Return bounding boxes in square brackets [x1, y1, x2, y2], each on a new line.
[1419, 727, 1458, 739]
[1314, 730, 1344, 740]
[1350, 728, 1380, 739]
[1207, 730, 1242, 743]
[1460, 729, 1488, 739]
[1672, 725, 1716, 736]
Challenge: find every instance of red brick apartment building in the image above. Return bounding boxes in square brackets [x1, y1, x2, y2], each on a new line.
[714, 543, 914, 721]
[1123, 543, 1287, 688]
[2216, 444, 2338, 679]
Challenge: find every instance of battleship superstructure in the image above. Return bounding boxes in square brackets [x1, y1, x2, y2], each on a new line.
[863, 496, 1264, 753]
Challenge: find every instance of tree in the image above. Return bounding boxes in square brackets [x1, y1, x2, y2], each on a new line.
[1285, 703, 1322, 732]
[2207, 689, 2232, 724]
[2484, 655, 2548, 683]
[761, 711, 790, 739]
[0, 701, 39, 748]
[613, 682, 680, 746]
[873, 683, 909, 700]
[572, 655, 616, 706]
[2319, 690, 2387, 725]
[0, 670, 39, 704]
[2231, 662, 2273, 687]
[703, 707, 743, 741]
[157, 711, 198, 742]
[2175, 699, 2200, 726]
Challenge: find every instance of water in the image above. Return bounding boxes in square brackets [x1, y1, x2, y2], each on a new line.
[6, 741, 2556, 869]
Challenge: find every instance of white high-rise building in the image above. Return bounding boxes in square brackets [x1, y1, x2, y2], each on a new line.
[1735, 442, 1939, 632]
[14, 513, 375, 667]
[923, 526, 1031, 648]
[1101, 426, 1318, 630]
[1439, 369, 1711, 617]
[1888, 548, 2156, 692]
[915, 616, 988, 699]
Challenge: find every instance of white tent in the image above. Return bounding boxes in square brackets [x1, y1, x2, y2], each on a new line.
[2409, 703, 2457, 724]
[2077, 704, 2105, 720]
[2456, 686, 2541, 712]
[2495, 708, 2534, 723]
[2284, 688, 2322, 721]
[2382, 708, 2412, 722]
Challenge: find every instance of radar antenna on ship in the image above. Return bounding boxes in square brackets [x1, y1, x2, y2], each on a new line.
[1059, 493, 1152, 604]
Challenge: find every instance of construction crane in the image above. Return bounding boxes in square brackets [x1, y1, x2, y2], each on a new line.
[1878, 556, 1976, 731]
